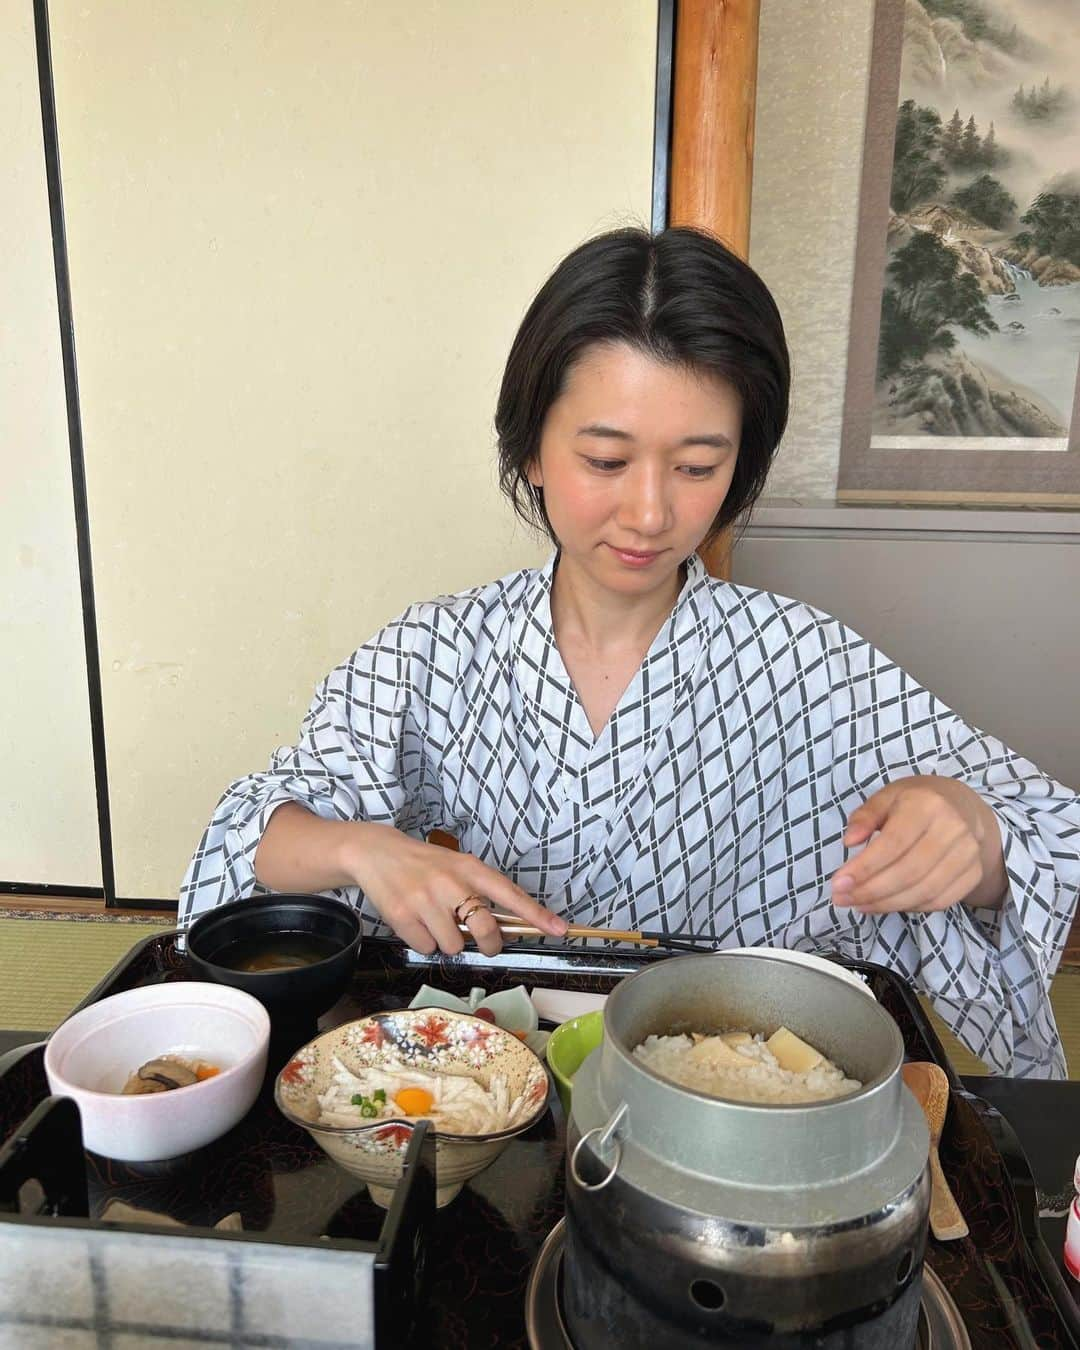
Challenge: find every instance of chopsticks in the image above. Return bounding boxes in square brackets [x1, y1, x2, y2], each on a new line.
[456, 912, 719, 951]
[479, 917, 659, 947]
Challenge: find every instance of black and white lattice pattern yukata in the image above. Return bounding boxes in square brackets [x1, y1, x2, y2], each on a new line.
[180, 553, 1080, 1078]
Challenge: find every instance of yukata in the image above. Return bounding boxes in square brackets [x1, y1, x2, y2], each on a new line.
[180, 552, 1080, 1078]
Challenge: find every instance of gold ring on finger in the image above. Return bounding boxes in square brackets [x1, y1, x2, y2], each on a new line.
[459, 901, 491, 925]
[453, 893, 489, 922]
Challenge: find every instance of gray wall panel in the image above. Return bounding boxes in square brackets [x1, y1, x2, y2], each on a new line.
[733, 521, 1080, 790]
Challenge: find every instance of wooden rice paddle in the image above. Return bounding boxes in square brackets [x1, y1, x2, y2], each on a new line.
[902, 1061, 969, 1242]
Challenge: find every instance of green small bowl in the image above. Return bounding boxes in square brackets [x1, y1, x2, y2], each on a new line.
[545, 1010, 604, 1116]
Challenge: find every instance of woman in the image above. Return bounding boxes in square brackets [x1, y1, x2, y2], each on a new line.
[180, 226, 1079, 1077]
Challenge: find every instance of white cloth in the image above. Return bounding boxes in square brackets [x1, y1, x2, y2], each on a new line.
[180, 553, 1080, 1077]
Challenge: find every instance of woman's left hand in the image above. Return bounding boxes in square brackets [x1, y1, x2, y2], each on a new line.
[832, 775, 1008, 914]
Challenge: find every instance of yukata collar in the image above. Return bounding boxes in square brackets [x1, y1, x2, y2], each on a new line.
[512, 550, 716, 779]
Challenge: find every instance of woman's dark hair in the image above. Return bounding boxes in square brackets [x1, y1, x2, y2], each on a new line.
[495, 226, 790, 545]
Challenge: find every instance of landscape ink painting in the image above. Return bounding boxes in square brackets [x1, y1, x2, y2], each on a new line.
[839, 0, 1080, 505]
[876, 0, 1080, 449]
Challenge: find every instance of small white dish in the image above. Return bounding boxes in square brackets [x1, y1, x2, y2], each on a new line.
[530, 989, 608, 1025]
[719, 947, 876, 999]
[44, 982, 270, 1161]
[531, 953, 871, 1024]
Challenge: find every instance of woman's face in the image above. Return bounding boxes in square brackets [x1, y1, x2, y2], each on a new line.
[528, 342, 742, 601]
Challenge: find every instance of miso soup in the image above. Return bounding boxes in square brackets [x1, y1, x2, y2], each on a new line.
[215, 931, 342, 972]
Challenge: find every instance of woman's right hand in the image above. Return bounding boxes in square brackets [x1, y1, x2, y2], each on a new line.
[345, 821, 567, 957]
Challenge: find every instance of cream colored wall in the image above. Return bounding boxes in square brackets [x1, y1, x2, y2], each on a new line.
[750, 0, 875, 500]
[1, 3, 101, 885]
[48, 1, 657, 899]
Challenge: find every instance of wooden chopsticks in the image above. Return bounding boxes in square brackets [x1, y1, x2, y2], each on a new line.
[456, 911, 660, 947]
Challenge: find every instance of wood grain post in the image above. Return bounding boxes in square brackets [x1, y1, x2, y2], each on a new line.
[670, 0, 761, 578]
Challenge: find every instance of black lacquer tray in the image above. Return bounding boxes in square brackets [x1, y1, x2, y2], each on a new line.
[0, 932, 1077, 1349]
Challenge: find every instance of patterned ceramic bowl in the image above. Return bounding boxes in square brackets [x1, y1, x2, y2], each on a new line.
[274, 1008, 550, 1207]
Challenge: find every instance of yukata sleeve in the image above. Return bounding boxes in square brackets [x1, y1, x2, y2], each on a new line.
[178, 604, 452, 928]
[821, 621, 1080, 1079]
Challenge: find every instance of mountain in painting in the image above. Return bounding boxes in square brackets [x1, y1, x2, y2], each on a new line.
[901, 0, 1017, 88]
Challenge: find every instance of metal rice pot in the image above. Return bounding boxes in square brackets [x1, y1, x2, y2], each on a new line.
[565, 953, 931, 1348]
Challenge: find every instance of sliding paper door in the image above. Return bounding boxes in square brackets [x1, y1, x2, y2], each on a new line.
[1, 1, 100, 888]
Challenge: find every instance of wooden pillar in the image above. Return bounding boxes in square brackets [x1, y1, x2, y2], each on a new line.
[669, 0, 761, 578]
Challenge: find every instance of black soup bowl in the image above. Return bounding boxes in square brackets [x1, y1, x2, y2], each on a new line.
[184, 893, 362, 1024]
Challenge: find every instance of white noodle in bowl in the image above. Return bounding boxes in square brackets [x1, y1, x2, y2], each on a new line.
[315, 1055, 536, 1134]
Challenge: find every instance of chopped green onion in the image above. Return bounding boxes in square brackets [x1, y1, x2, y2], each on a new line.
[373, 1088, 387, 1103]
[351, 1093, 365, 1107]
[360, 1101, 377, 1118]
